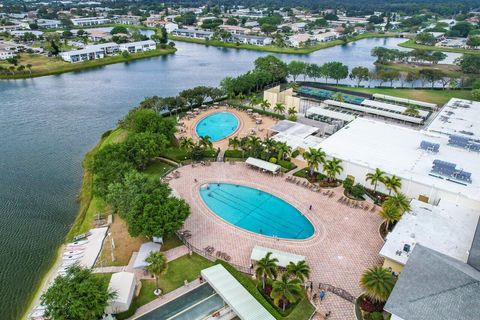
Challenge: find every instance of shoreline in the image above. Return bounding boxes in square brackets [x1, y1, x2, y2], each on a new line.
[169, 32, 398, 54]
[22, 131, 110, 319]
[0, 47, 176, 80]
[398, 39, 480, 55]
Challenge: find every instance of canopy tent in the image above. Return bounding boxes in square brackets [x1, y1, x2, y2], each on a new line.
[245, 157, 280, 173]
[201, 265, 275, 320]
[250, 245, 306, 268]
[307, 106, 356, 122]
[105, 272, 136, 314]
[133, 242, 161, 269]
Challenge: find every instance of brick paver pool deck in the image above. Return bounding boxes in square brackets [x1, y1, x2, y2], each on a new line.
[168, 162, 384, 319]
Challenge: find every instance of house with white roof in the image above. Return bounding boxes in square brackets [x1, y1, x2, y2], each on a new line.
[71, 17, 111, 26]
[119, 40, 156, 53]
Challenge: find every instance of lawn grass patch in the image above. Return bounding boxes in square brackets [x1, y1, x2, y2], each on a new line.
[160, 234, 184, 252]
[116, 279, 157, 320]
[0, 47, 176, 79]
[398, 39, 480, 55]
[144, 159, 174, 180]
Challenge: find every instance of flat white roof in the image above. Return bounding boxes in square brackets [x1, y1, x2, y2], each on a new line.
[362, 99, 430, 118]
[250, 245, 305, 268]
[319, 118, 480, 201]
[373, 93, 437, 109]
[201, 265, 275, 320]
[269, 120, 319, 138]
[245, 157, 280, 172]
[133, 242, 161, 269]
[380, 199, 479, 265]
[307, 106, 356, 122]
[324, 99, 424, 124]
[108, 272, 135, 305]
[426, 98, 480, 139]
[272, 132, 324, 151]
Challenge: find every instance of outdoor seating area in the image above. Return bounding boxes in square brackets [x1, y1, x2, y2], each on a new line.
[337, 196, 375, 211]
[203, 246, 231, 261]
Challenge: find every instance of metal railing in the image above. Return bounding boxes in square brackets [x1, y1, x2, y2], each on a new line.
[176, 232, 253, 275]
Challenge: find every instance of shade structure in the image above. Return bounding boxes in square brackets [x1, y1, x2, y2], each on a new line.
[201, 265, 275, 320]
[133, 242, 161, 269]
[245, 157, 280, 173]
[250, 245, 306, 268]
[105, 272, 136, 314]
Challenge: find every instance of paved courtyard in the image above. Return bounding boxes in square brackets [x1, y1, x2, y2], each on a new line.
[168, 162, 384, 319]
[176, 105, 278, 149]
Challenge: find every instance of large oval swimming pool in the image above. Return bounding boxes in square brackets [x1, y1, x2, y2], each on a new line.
[200, 183, 314, 239]
[195, 112, 239, 142]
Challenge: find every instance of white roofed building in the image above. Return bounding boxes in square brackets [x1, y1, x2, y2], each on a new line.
[105, 272, 136, 314]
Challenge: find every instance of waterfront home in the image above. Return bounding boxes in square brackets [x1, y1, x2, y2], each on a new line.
[313, 31, 339, 42]
[60, 42, 119, 63]
[145, 14, 164, 27]
[71, 17, 111, 26]
[171, 28, 213, 39]
[164, 22, 179, 33]
[119, 40, 156, 53]
[0, 48, 15, 60]
[287, 33, 311, 47]
[0, 25, 23, 33]
[229, 34, 272, 46]
[37, 19, 62, 29]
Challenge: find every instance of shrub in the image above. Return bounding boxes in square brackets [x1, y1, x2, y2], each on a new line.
[291, 150, 300, 158]
[343, 177, 354, 192]
[269, 157, 277, 163]
[224, 149, 244, 159]
[121, 50, 130, 58]
[277, 159, 296, 171]
[351, 183, 366, 198]
[287, 114, 297, 121]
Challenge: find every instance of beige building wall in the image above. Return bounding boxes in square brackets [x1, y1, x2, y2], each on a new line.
[382, 258, 405, 275]
[263, 86, 301, 112]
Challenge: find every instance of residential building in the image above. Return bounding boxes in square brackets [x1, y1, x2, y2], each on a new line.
[314, 31, 339, 42]
[0, 47, 15, 60]
[0, 25, 23, 33]
[115, 15, 141, 26]
[145, 14, 164, 27]
[119, 40, 156, 53]
[218, 25, 251, 35]
[230, 34, 272, 46]
[244, 21, 259, 28]
[60, 42, 119, 63]
[171, 28, 213, 39]
[291, 22, 307, 32]
[164, 22, 178, 33]
[288, 33, 312, 47]
[36, 19, 62, 29]
[71, 17, 111, 26]
[87, 29, 111, 42]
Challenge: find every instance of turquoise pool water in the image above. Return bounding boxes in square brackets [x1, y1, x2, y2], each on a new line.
[200, 183, 314, 239]
[195, 112, 239, 142]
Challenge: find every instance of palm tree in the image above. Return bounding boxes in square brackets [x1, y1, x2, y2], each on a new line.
[26, 64, 33, 75]
[383, 175, 402, 195]
[384, 192, 411, 213]
[255, 252, 278, 289]
[270, 273, 303, 311]
[359, 266, 396, 303]
[275, 142, 291, 161]
[273, 102, 286, 114]
[262, 137, 277, 154]
[287, 107, 296, 116]
[303, 147, 326, 177]
[260, 99, 271, 112]
[228, 136, 240, 150]
[378, 203, 402, 230]
[199, 136, 213, 149]
[334, 93, 344, 103]
[179, 137, 194, 151]
[323, 157, 343, 182]
[366, 168, 386, 192]
[145, 251, 168, 295]
[245, 135, 262, 157]
[249, 95, 259, 108]
[286, 260, 310, 283]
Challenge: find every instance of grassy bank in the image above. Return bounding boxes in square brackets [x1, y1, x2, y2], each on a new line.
[170, 32, 397, 54]
[344, 87, 474, 105]
[398, 39, 480, 55]
[376, 62, 464, 78]
[0, 47, 175, 80]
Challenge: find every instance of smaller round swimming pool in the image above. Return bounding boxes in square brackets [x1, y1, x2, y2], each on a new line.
[195, 112, 239, 142]
[200, 183, 314, 239]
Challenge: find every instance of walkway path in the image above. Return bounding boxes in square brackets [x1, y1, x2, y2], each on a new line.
[164, 245, 189, 261]
[216, 149, 225, 162]
[128, 279, 203, 319]
[92, 266, 125, 273]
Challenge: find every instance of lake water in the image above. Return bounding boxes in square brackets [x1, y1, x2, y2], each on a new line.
[0, 37, 426, 319]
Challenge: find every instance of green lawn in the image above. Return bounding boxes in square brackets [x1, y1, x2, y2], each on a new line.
[345, 87, 475, 105]
[169, 32, 396, 54]
[144, 159, 174, 179]
[399, 39, 480, 55]
[116, 279, 158, 320]
[0, 47, 176, 79]
[158, 254, 216, 294]
[160, 234, 184, 252]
